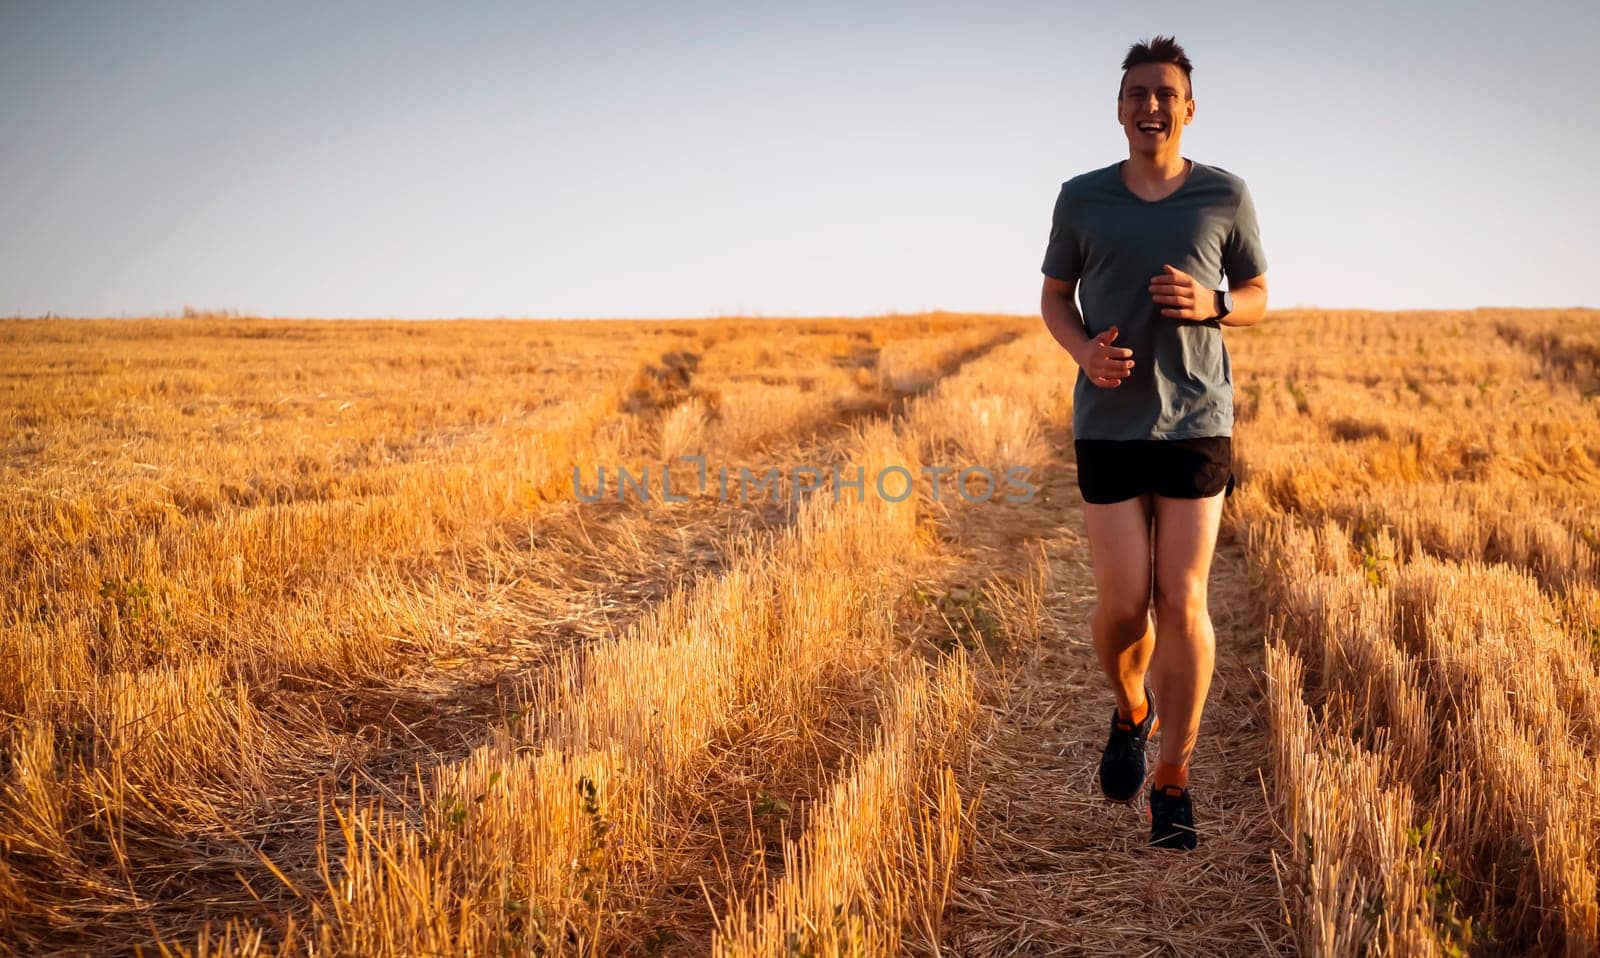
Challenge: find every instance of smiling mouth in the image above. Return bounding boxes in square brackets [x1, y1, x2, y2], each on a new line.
[1136, 121, 1168, 134]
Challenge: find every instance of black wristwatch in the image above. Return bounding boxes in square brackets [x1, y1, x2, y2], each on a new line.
[1213, 289, 1234, 321]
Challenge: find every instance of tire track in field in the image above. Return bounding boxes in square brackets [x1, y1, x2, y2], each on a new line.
[939, 424, 1293, 957]
[281, 328, 1026, 785]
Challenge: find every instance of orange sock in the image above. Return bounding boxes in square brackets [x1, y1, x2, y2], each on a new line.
[1117, 694, 1149, 727]
[1153, 761, 1189, 791]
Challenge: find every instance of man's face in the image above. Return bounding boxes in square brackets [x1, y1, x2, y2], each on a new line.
[1117, 62, 1194, 155]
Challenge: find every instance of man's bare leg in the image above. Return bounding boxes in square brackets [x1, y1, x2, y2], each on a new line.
[1148, 490, 1226, 777]
[1082, 493, 1155, 716]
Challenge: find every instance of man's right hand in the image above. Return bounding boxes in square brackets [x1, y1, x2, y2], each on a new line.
[1073, 327, 1135, 388]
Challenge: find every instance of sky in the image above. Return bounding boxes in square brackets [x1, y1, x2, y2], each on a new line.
[2, 0, 1596, 318]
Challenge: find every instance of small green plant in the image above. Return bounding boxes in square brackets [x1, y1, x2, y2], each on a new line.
[99, 577, 154, 620]
[1292, 831, 1317, 919]
[578, 775, 607, 839]
[752, 789, 792, 820]
[1349, 518, 1393, 588]
[433, 769, 503, 850]
[914, 583, 1000, 653]
[96, 577, 172, 664]
[1284, 378, 1311, 415]
[1405, 818, 1476, 956]
[781, 901, 860, 958]
[573, 775, 616, 908]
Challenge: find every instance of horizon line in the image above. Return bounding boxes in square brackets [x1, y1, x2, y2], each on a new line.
[4, 304, 1598, 323]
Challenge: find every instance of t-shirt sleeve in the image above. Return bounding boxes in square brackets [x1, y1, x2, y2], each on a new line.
[1040, 183, 1082, 282]
[1221, 181, 1268, 284]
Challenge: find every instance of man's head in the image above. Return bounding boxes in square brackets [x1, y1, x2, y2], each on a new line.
[1116, 35, 1194, 157]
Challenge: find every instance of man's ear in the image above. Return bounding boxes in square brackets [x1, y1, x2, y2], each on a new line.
[1185, 98, 1196, 124]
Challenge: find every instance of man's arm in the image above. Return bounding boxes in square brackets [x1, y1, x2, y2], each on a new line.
[1219, 272, 1268, 328]
[1042, 275, 1134, 388]
[1041, 275, 1089, 356]
[1148, 266, 1269, 328]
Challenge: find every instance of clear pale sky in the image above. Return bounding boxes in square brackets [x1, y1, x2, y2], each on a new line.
[2, 0, 1595, 318]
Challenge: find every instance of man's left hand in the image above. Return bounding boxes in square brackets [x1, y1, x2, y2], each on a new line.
[1149, 264, 1218, 322]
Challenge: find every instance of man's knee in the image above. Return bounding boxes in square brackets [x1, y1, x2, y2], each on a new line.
[1153, 578, 1208, 626]
[1094, 594, 1151, 635]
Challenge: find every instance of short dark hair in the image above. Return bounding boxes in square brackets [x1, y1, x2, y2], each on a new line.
[1120, 35, 1193, 99]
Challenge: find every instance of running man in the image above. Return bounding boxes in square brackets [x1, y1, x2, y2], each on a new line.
[1038, 35, 1268, 850]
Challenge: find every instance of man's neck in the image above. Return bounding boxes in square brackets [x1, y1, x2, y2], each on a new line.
[1126, 151, 1190, 185]
[1121, 151, 1189, 189]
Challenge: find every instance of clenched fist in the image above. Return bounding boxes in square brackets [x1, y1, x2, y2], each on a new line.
[1074, 326, 1135, 389]
[1149, 263, 1219, 322]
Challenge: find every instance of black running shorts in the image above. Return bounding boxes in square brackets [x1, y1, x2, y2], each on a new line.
[1073, 437, 1235, 505]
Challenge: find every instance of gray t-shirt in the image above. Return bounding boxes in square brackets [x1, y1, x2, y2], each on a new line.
[1041, 159, 1267, 440]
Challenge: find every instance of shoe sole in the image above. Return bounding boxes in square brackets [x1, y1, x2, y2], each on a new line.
[1147, 798, 1198, 849]
[1149, 832, 1198, 850]
[1102, 770, 1149, 805]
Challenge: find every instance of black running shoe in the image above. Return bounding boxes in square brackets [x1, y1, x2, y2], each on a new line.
[1097, 687, 1156, 803]
[1149, 784, 1197, 850]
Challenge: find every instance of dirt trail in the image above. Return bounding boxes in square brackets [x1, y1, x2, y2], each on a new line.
[940, 433, 1293, 957]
